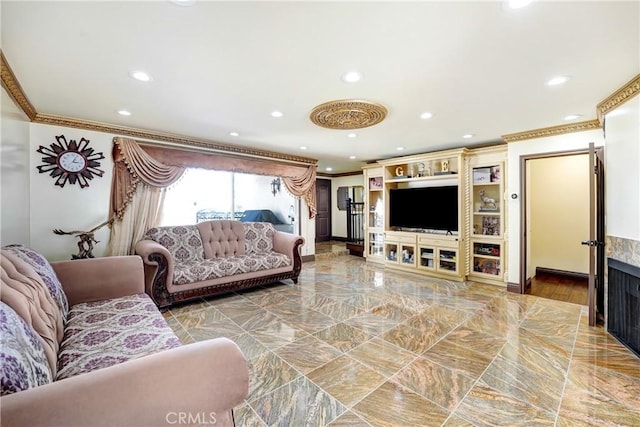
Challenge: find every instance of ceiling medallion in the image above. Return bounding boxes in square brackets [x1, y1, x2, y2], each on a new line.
[310, 99, 387, 130]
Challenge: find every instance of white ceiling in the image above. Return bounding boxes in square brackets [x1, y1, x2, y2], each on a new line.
[2, 1, 638, 174]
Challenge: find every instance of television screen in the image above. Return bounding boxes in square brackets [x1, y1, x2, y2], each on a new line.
[389, 186, 458, 232]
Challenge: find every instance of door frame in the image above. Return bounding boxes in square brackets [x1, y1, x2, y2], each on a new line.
[518, 148, 604, 317]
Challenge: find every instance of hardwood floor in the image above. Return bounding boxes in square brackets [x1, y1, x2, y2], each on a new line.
[529, 272, 588, 305]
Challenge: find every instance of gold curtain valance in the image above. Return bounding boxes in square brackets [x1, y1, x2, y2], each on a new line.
[109, 138, 186, 220]
[109, 137, 317, 220]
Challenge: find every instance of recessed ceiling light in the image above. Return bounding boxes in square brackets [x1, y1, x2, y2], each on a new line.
[463, 134, 474, 139]
[325, 167, 333, 172]
[342, 71, 362, 83]
[349, 155, 356, 160]
[271, 110, 283, 118]
[546, 75, 570, 86]
[130, 71, 152, 82]
[117, 110, 131, 116]
[504, 0, 533, 9]
[564, 114, 582, 121]
[396, 147, 405, 151]
[347, 133, 358, 138]
[300, 146, 308, 150]
[420, 112, 433, 120]
[229, 132, 239, 137]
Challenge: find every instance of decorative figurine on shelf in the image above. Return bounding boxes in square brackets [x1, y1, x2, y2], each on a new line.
[417, 162, 425, 177]
[479, 190, 497, 211]
[408, 164, 416, 178]
[441, 160, 449, 173]
[53, 217, 114, 259]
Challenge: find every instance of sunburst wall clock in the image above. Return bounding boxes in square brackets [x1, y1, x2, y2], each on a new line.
[36, 135, 105, 188]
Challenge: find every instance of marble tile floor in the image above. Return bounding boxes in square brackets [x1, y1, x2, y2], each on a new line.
[163, 255, 640, 427]
[315, 241, 350, 260]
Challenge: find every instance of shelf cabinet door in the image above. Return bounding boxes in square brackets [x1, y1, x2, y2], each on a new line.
[418, 246, 436, 270]
[364, 167, 385, 264]
[471, 164, 503, 238]
[368, 232, 385, 259]
[471, 241, 503, 278]
[385, 241, 399, 264]
[368, 190, 384, 228]
[437, 248, 459, 275]
[469, 156, 505, 283]
[399, 243, 417, 268]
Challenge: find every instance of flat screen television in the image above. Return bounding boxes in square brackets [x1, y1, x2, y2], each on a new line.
[389, 186, 458, 232]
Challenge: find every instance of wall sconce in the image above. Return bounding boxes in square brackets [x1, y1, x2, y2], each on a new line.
[270, 177, 281, 196]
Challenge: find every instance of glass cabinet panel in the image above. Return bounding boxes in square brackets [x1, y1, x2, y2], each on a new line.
[400, 244, 416, 267]
[385, 242, 399, 262]
[368, 232, 384, 257]
[419, 247, 435, 269]
[438, 249, 458, 273]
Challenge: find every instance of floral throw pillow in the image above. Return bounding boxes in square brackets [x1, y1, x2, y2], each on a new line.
[0, 302, 53, 395]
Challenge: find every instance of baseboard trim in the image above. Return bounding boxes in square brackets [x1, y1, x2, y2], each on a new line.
[535, 267, 589, 280]
[346, 242, 364, 257]
[507, 282, 521, 293]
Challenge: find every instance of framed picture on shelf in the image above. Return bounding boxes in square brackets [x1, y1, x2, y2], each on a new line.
[482, 216, 500, 235]
[369, 177, 383, 190]
[490, 166, 501, 182]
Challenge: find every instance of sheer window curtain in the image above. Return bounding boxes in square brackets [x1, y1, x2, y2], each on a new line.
[108, 183, 166, 255]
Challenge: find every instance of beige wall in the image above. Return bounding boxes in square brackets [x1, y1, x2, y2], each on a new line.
[330, 174, 364, 238]
[506, 129, 605, 284]
[604, 95, 640, 242]
[1, 88, 31, 246]
[528, 154, 590, 275]
[1, 104, 316, 259]
[28, 124, 114, 260]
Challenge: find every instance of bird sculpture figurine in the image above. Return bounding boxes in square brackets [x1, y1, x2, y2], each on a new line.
[53, 217, 114, 259]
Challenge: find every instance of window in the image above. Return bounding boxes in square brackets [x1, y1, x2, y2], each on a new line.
[161, 168, 297, 230]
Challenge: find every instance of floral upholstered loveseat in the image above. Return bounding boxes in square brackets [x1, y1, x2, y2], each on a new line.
[135, 220, 305, 308]
[0, 245, 248, 427]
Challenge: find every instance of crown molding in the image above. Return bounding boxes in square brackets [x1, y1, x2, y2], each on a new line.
[1, 51, 316, 167]
[33, 113, 316, 165]
[1, 50, 37, 120]
[596, 73, 640, 123]
[317, 170, 363, 178]
[501, 119, 601, 143]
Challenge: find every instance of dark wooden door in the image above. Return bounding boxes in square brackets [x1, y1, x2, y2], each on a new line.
[315, 178, 331, 242]
[583, 143, 606, 326]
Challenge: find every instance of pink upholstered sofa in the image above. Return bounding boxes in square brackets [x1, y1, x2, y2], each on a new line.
[0, 245, 248, 427]
[135, 220, 305, 308]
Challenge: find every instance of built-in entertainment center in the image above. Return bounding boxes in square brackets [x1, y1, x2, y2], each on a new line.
[363, 145, 507, 285]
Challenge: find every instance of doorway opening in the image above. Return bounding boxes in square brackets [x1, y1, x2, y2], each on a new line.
[520, 147, 604, 321]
